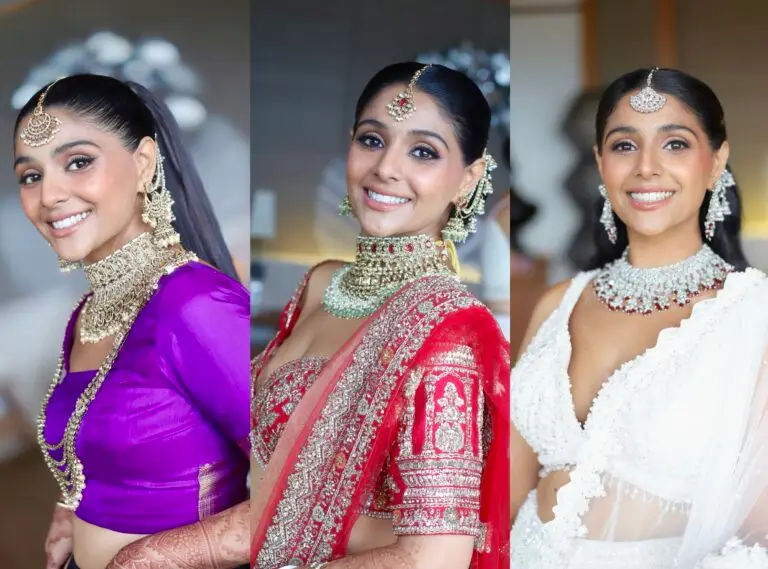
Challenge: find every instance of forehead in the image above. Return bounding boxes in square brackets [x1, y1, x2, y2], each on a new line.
[604, 91, 704, 135]
[14, 107, 121, 156]
[359, 84, 455, 135]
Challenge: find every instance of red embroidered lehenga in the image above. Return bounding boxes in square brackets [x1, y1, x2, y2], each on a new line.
[251, 267, 510, 568]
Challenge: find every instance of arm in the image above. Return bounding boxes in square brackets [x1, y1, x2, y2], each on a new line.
[302, 535, 474, 569]
[331, 345, 486, 569]
[106, 501, 249, 569]
[45, 503, 73, 569]
[510, 280, 571, 520]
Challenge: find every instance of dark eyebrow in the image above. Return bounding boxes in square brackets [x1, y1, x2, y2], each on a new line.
[604, 123, 699, 141]
[14, 140, 101, 168]
[354, 118, 450, 150]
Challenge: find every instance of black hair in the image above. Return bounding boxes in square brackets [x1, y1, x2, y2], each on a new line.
[354, 62, 491, 166]
[14, 74, 239, 281]
[353, 62, 492, 238]
[589, 67, 748, 270]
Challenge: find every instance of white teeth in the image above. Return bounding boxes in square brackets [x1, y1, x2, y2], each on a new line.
[52, 211, 90, 230]
[630, 191, 674, 203]
[367, 189, 409, 205]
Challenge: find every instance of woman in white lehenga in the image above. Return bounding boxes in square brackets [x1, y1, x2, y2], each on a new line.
[510, 67, 768, 568]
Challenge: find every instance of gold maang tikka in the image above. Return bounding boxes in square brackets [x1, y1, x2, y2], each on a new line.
[386, 64, 432, 122]
[20, 79, 63, 147]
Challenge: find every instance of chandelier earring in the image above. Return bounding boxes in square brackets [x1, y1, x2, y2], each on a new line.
[704, 169, 735, 241]
[441, 149, 497, 244]
[599, 183, 618, 244]
[141, 142, 180, 248]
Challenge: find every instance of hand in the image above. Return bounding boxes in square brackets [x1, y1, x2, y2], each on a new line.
[44, 504, 73, 569]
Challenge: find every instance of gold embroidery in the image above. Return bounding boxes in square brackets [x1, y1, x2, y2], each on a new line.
[435, 382, 466, 453]
[389, 346, 485, 539]
[255, 276, 484, 566]
[197, 460, 223, 519]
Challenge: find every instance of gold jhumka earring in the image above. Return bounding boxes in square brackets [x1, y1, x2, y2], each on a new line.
[141, 137, 181, 248]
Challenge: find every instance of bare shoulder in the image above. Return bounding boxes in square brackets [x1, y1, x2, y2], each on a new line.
[300, 259, 346, 314]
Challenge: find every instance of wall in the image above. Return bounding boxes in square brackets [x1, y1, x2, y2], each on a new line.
[253, 0, 510, 262]
[510, 0, 582, 276]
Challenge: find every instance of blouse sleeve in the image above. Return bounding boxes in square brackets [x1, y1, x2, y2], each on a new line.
[386, 342, 486, 538]
[158, 268, 252, 455]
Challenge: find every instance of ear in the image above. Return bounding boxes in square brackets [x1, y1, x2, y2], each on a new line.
[454, 156, 486, 204]
[708, 141, 731, 189]
[593, 144, 604, 180]
[133, 136, 158, 194]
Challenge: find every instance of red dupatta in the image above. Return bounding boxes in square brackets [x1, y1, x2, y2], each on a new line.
[252, 273, 510, 568]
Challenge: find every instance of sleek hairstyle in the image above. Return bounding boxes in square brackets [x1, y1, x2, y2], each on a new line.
[353, 62, 493, 236]
[14, 74, 239, 281]
[590, 67, 748, 270]
[353, 62, 491, 166]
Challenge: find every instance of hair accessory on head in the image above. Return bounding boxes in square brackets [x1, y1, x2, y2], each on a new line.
[629, 67, 666, 114]
[386, 64, 432, 122]
[441, 148, 497, 244]
[20, 78, 64, 147]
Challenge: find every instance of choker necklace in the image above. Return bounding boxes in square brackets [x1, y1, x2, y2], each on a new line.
[593, 244, 733, 315]
[80, 232, 197, 343]
[323, 234, 458, 319]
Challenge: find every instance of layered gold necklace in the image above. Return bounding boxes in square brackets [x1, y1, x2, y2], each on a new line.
[323, 234, 458, 319]
[37, 232, 197, 509]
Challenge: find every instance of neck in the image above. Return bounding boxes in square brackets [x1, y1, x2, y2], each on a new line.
[625, 223, 703, 268]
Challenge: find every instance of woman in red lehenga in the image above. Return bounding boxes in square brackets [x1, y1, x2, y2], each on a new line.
[250, 62, 510, 569]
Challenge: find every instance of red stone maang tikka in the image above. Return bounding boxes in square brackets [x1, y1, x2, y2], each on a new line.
[386, 64, 432, 122]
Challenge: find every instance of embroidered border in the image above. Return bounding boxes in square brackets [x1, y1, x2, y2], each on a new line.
[256, 276, 481, 566]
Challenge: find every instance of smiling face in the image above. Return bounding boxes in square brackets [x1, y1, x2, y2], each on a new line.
[596, 92, 729, 244]
[346, 84, 483, 239]
[14, 107, 157, 264]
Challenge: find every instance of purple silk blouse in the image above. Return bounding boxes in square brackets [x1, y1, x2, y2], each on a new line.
[43, 262, 250, 534]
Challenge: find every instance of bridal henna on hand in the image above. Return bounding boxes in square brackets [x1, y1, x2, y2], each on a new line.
[106, 501, 249, 569]
[45, 505, 74, 569]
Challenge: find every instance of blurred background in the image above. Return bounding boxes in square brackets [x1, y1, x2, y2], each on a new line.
[509, 0, 768, 355]
[250, 0, 512, 352]
[0, 1, 249, 565]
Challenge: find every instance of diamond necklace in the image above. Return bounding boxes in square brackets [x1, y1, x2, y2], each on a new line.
[592, 244, 733, 314]
[37, 240, 196, 510]
[323, 234, 458, 319]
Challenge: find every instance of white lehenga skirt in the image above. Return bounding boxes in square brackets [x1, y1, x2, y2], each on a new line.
[511, 491, 682, 569]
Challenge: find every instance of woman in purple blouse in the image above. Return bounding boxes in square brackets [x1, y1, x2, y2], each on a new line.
[12, 75, 250, 569]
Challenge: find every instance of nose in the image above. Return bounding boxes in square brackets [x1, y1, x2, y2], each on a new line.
[636, 146, 661, 180]
[374, 146, 403, 182]
[39, 173, 69, 209]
